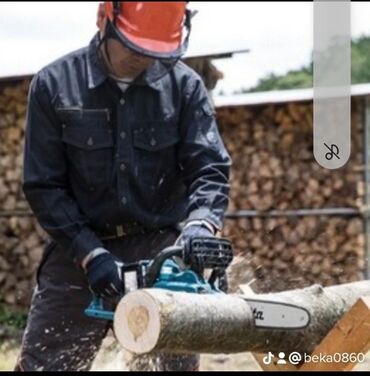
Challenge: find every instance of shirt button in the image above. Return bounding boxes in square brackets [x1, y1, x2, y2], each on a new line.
[150, 138, 157, 146]
[120, 163, 126, 172]
[120, 98, 125, 105]
[121, 196, 127, 205]
[120, 131, 126, 139]
[61, 124, 66, 129]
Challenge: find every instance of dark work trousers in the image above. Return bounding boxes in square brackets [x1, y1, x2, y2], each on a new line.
[14, 227, 200, 371]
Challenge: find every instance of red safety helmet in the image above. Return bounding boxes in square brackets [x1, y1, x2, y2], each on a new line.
[103, 2, 192, 60]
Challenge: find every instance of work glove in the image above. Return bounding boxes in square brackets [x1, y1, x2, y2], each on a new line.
[83, 250, 124, 299]
[177, 221, 216, 266]
[177, 222, 229, 293]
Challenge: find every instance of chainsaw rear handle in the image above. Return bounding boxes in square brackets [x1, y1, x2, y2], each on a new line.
[145, 237, 234, 287]
[145, 245, 183, 287]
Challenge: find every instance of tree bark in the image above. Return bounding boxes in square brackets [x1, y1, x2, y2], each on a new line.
[113, 281, 370, 355]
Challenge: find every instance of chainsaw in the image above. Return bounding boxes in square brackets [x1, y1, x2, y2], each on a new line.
[85, 237, 310, 329]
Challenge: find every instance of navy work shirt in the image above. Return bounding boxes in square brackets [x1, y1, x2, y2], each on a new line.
[22, 33, 232, 264]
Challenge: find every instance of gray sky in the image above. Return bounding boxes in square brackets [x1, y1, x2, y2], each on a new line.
[1, 2, 369, 94]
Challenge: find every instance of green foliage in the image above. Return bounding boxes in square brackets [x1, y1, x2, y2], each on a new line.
[240, 35, 370, 93]
[0, 301, 25, 370]
[351, 35, 370, 84]
[0, 301, 27, 331]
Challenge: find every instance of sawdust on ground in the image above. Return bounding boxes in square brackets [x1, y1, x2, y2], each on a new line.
[1, 331, 369, 371]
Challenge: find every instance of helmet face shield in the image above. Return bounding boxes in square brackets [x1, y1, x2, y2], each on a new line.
[103, 18, 181, 63]
[101, 18, 181, 85]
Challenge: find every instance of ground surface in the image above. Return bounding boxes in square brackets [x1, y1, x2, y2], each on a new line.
[1, 332, 369, 371]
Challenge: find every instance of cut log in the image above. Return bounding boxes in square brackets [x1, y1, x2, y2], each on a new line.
[114, 281, 370, 355]
[114, 288, 254, 355]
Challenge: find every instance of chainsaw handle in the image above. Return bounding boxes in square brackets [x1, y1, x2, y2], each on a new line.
[84, 294, 114, 321]
[145, 245, 183, 286]
[85, 247, 183, 321]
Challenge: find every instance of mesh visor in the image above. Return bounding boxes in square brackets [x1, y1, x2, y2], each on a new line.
[102, 19, 181, 86]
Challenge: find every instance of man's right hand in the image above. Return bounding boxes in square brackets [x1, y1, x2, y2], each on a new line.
[83, 251, 124, 299]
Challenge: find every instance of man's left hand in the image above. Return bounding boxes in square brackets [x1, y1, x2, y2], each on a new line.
[178, 222, 216, 265]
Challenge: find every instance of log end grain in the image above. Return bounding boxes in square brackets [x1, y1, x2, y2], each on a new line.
[114, 290, 161, 354]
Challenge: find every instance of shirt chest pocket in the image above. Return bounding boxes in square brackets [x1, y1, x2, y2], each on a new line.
[132, 120, 180, 189]
[58, 108, 114, 188]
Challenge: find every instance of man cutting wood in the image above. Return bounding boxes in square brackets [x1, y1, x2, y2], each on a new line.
[15, 2, 231, 371]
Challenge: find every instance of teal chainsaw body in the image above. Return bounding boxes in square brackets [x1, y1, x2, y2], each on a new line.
[84, 237, 311, 329]
[152, 259, 216, 293]
[85, 238, 230, 321]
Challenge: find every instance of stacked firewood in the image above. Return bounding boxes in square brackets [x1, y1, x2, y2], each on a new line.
[0, 80, 31, 213]
[0, 79, 48, 306]
[223, 215, 365, 293]
[218, 100, 365, 292]
[0, 217, 47, 306]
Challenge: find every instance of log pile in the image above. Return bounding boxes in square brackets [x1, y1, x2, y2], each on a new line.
[217, 100, 366, 292]
[0, 78, 367, 308]
[184, 57, 224, 91]
[223, 216, 365, 293]
[0, 217, 47, 306]
[0, 80, 30, 213]
[0, 79, 48, 306]
[217, 101, 364, 212]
